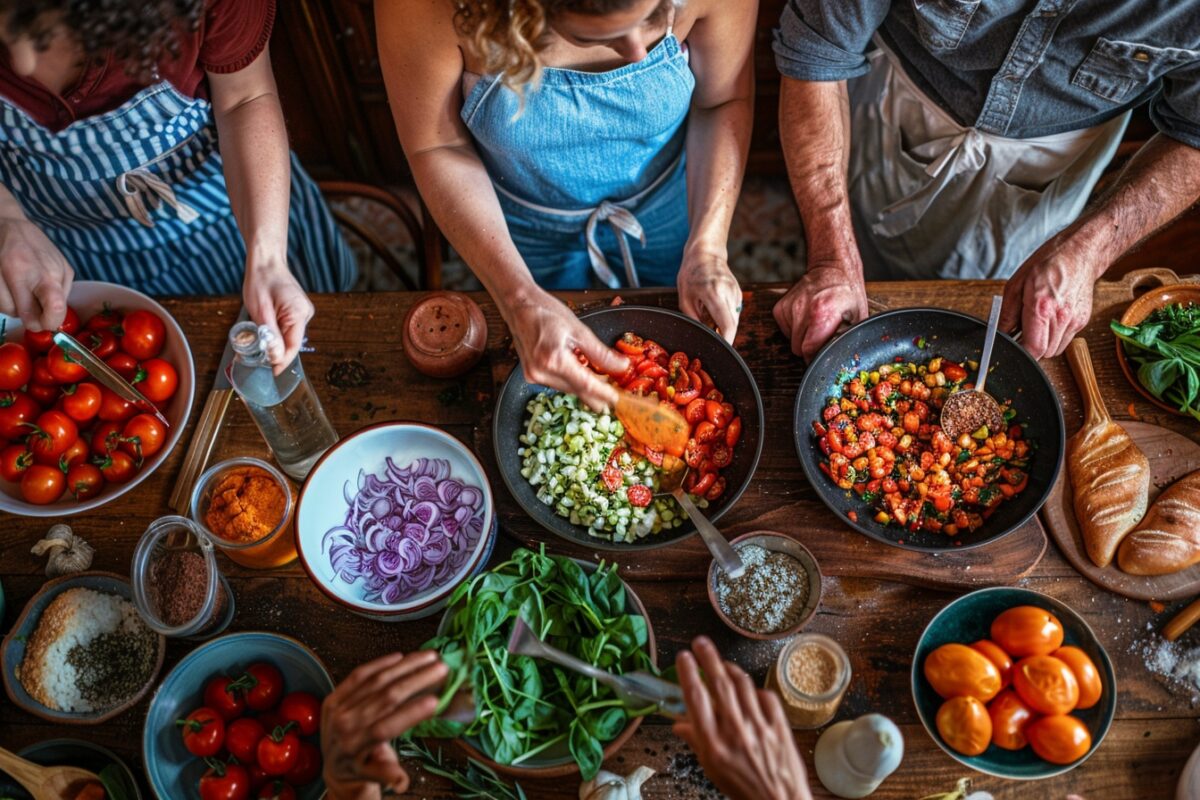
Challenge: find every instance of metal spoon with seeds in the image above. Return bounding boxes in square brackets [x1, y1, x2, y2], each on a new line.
[940, 295, 1006, 440]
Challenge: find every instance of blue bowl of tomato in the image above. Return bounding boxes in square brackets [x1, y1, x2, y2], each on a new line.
[794, 307, 1065, 551]
[912, 587, 1116, 780]
[143, 631, 333, 800]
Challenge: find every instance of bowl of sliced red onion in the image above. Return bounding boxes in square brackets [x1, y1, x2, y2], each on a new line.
[295, 422, 497, 621]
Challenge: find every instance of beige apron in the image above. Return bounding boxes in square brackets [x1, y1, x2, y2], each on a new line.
[847, 41, 1131, 280]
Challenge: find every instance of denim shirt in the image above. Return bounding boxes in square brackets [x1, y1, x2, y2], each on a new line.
[773, 0, 1200, 147]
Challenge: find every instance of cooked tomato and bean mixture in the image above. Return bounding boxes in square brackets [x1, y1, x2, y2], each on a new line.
[813, 356, 1033, 536]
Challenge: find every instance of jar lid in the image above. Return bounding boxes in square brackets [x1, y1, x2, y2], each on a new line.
[402, 292, 488, 378]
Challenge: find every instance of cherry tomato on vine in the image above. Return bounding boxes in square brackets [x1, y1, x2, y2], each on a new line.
[96, 449, 137, 484]
[104, 352, 139, 382]
[177, 707, 225, 757]
[243, 662, 285, 711]
[84, 306, 123, 332]
[199, 760, 250, 800]
[90, 420, 123, 456]
[0, 341, 31, 391]
[135, 358, 178, 403]
[84, 329, 118, 359]
[0, 391, 39, 439]
[66, 462, 104, 500]
[98, 387, 136, 422]
[279, 691, 321, 736]
[0, 444, 33, 482]
[257, 725, 301, 776]
[120, 309, 167, 360]
[60, 382, 102, 424]
[282, 741, 321, 785]
[54, 435, 89, 469]
[26, 410, 78, 461]
[120, 413, 166, 460]
[20, 463, 65, 504]
[45, 345, 88, 384]
[225, 717, 266, 764]
[204, 674, 247, 721]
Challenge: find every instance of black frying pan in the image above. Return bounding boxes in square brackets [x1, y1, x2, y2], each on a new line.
[793, 308, 1064, 551]
[494, 305, 764, 551]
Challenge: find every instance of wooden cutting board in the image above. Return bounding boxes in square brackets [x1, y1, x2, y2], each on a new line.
[1043, 420, 1200, 601]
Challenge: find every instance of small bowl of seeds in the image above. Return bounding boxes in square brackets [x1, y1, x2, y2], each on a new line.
[707, 531, 822, 641]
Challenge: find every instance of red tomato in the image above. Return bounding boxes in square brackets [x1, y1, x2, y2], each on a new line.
[199, 761, 251, 800]
[704, 400, 730, 429]
[120, 309, 167, 360]
[257, 783, 296, 800]
[1053, 646, 1103, 710]
[247, 766, 270, 791]
[104, 352, 139, 382]
[936, 696, 992, 757]
[282, 741, 321, 785]
[27, 382, 58, 406]
[1026, 715, 1091, 765]
[204, 674, 248, 721]
[135, 357, 178, 403]
[991, 606, 1065, 657]
[45, 345, 88, 384]
[84, 306, 123, 332]
[23, 306, 79, 354]
[90, 420, 123, 456]
[684, 397, 707, 425]
[626, 484, 652, 507]
[178, 707, 226, 757]
[66, 462, 104, 500]
[695, 421, 718, 444]
[97, 387, 136, 422]
[60, 382, 102, 424]
[615, 332, 644, 356]
[942, 362, 969, 383]
[709, 442, 732, 468]
[30, 357, 55, 386]
[970, 640, 1014, 689]
[725, 416, 742, 448]
[55, 435, 89, 469]
[84, 329, 118, 359]
[1012, 655, 1080, 715]
[120, 413, 166, 460]
[20, 464, 65, 504]
[923, 643, 1003, 703]
[226, 717, 267, 764]
[257, 726, 301, 776]
[26, 410, 77, 461]
[0, 341, 31, 391]
[243, 662, 285, 711]
[705, 476, 727, 501]
[0, 391, 39, 439]
[0, 444, 33, 482]
[96, 449, 137, 484]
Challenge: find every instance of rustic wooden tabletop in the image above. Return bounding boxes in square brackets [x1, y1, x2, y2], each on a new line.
[2, 273, 1198, 799]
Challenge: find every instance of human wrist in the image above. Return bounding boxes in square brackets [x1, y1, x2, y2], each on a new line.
[1064, 213, 1122, 281]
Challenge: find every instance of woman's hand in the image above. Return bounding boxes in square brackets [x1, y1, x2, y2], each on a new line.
[674, 636, 813, 800]
[243, 258, 314, 373]
[0, 213, 73, 332]
[678, 246, 743, 344]
[505, 288, 627, 412]
[773, 258, 868, 360]
[321, 651, 448, 800]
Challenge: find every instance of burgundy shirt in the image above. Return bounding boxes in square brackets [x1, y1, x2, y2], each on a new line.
[0, 0, 275, 131]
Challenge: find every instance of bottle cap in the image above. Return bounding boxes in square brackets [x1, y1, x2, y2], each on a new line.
[402, 292, 488, 378]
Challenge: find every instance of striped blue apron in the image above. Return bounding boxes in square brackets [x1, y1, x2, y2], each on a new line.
[0, 82, 355, 295]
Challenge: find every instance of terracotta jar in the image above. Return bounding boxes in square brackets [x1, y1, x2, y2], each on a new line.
[402, 291, 488, 378]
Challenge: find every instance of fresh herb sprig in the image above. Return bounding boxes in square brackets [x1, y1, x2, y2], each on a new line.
[393, 736, 527, 800]
[1112, 302, 1200, 419]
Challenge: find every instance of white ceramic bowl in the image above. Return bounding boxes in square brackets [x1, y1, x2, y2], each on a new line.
[296, 422, 496, 620]
[0, 281, 195, 517]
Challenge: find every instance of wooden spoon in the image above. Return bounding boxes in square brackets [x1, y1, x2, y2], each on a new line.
[1064, 338, 1150, 568]
[613, 391, 688, 458]
[0, 746, 102, 800]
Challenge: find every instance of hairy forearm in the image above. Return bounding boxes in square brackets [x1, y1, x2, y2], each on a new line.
[1068, 133, 1200, 279]
[214, 94, 291, 264]
[684, 93, 753, 258]
[779, 76, 859, 270]
[407, 145, 540, 310]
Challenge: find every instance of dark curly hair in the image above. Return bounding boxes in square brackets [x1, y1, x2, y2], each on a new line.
[1, 0, 204, 80]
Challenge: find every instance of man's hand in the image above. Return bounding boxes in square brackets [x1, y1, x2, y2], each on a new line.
[678, 246, 743, 345]
[506, 288, 626, 412]
[243, 258, 314, 373]
[674, 636, 813, 800]
[0, 215, 73, 332]
[773, 259, 868, 360]
[1000, 232, 1101, 360]
[321, 651, 448, 800]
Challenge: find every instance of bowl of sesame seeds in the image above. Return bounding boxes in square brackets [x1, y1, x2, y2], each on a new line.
[706, 531, 823, 640]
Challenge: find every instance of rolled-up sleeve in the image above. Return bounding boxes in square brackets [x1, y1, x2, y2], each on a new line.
[1151, 62, 1200, 149]
[773, 0, 891, 82]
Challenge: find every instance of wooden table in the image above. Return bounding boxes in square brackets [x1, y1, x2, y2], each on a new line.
[2, 278, 1197, 799]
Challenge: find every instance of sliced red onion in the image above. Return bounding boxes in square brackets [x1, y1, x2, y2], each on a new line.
[321, 457, 485, 605]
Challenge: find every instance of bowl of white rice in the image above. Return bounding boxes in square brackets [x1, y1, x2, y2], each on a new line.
[1, 572, 165, 724]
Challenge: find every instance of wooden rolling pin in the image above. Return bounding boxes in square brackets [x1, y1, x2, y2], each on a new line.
[1165, 597, 1200, 642]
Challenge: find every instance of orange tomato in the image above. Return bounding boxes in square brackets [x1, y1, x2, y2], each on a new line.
[987, 689, 1036, 750]
[970, 640, 1014, 689]
[1053, 646, 1102, 710]
[1012, 655, 1079, 715]
[1026, 715, 1091, 765]
[990, 606, 1064, 657]
[936, 696, 993, 757]
[924, 643, 1002, 702]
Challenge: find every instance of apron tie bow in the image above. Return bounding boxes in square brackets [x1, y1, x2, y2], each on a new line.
[117, 167, 200, 227]
[585, 200, 645, 289]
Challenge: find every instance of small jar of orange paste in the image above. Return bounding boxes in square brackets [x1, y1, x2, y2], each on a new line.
[190, 457, 296, 569]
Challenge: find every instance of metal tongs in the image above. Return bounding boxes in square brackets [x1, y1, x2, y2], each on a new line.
[53, 331, 169, 428]
[506, 618, 686, 719]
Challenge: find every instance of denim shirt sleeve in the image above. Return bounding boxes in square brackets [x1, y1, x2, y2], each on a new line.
[773, 0, 891, 82]
[1151, 64, 1200, 150]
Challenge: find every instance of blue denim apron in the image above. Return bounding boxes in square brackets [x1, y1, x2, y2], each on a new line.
[0, 82, 355, 295]
[462, 19, 695, 290]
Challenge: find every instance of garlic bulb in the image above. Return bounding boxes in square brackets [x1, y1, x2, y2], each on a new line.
[31, 525, 94, 577]
[579, 766, 655, 800]
[919, 777, 993, 800]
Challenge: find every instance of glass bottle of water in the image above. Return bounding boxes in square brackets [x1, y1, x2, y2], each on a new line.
[227, 322, 338, 480]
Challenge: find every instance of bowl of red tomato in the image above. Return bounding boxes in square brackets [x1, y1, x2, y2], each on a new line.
[0, 281, 195, 516]
[143, 631, 332, 800]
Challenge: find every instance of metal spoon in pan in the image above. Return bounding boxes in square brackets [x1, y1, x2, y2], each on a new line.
[940, 295, 1007, 440]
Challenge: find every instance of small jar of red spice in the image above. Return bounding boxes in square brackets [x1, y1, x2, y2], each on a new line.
[131, 515, 234, 639]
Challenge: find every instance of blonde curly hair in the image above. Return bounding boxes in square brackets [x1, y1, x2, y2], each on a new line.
[455, 0, 674, 91]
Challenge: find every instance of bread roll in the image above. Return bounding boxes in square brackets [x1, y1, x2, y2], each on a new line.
[1067, 420, 1149, 569]
[1118, 470, 1200, 576]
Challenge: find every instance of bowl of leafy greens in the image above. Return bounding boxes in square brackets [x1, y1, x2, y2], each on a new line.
[1112, 283, 1200, 420]
[412, 546, 657, 780]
